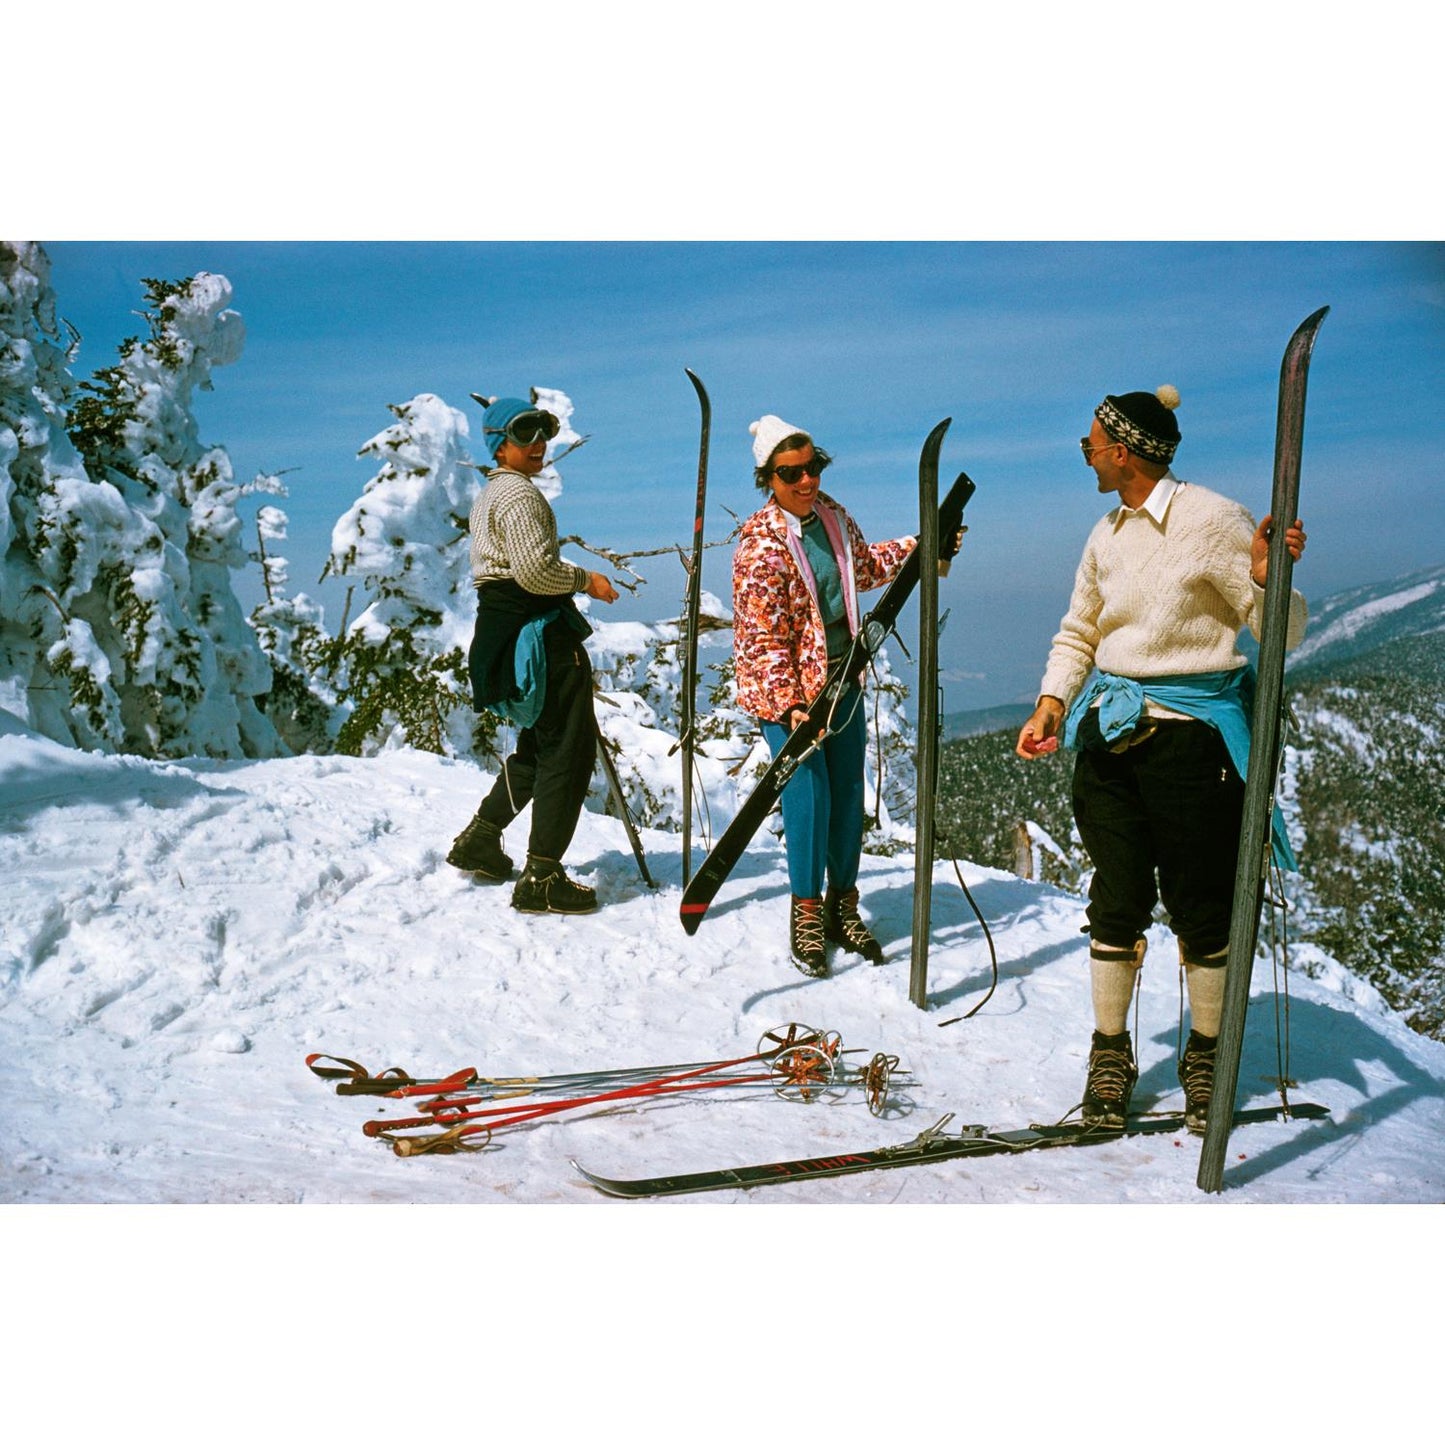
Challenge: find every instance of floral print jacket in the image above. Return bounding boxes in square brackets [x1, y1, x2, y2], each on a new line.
[732, 492, 915, 723]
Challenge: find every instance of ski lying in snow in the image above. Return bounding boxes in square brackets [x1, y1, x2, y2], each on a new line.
[1198, 305, 1329, 1194]
[679, 419, 974, 935]
[573, 1101, 1330, 1197]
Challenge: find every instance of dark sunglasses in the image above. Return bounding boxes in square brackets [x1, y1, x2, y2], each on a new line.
[487, 411, 561, 447]
[772, 454, 831, 486]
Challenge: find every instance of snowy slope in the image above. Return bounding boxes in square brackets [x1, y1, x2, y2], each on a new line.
[3, 709, 1442, 1208]
[1290, 562, 1445, 672]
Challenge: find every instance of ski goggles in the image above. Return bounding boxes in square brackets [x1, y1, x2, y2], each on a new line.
[771, 452, 831, 486]
[486, 410, 561, 447]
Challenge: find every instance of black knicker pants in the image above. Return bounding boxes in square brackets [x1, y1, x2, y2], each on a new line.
[1071, 719, 1245, 962]
[476, 619, 597, 862]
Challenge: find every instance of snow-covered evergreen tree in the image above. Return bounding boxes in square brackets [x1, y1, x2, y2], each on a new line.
[321, 392, 491, 757]
[2, 247, 279, 758]
[1, 241, 104, 742]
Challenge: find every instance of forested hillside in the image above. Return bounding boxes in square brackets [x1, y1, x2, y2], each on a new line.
[934, 629, 1445, 1041]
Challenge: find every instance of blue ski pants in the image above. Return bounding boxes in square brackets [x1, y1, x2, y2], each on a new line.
[761, 686, 868, 900]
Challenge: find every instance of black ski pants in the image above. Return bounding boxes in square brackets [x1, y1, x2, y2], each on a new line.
[1071, 719, 1244, 964]
[476, 619, 597, 862]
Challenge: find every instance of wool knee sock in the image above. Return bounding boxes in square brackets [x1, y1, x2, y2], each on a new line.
[1089, 939, 1145, 1035]
[1184, 957, 1227, 1038]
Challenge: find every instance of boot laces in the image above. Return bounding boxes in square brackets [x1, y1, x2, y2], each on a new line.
[1086, 1040, 1136, 1105]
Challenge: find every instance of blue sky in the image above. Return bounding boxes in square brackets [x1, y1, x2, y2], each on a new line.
[40, 240, 1445, 710]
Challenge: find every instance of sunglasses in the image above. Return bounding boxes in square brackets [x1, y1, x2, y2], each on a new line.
[488, 411, 561, 447]
[772, 454, 831, 486]
[1080, 435, 1120, 460]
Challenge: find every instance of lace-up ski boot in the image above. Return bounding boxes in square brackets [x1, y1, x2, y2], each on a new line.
[789, 896, 828, 977]
[446, 812, 514, 880]
[511, 856, 598, 915]
[1081, 1029, 1138, 1130]
[1178, 1030, 1219, 1135]
[823, 886, 885, 964]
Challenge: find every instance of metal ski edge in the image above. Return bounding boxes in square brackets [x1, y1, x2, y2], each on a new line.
[572, 1102, 1330, 1197]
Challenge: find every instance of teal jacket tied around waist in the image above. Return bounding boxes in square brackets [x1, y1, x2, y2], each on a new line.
[1062, 667, 1297, 870]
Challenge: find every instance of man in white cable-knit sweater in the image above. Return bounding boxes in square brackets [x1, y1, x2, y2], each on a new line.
[446, 395, 618, 915]
[1016, 386, 1308, 1133]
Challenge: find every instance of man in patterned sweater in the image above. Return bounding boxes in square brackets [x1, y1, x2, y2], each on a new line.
[447, 395, 618, 914]
[1016, 386, 1308, 1132]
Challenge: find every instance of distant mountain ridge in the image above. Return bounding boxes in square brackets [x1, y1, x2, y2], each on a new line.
[1289, 563, 1445, 676]
[942, 702, 1032, 740]
[929, 563, 1445, 1041]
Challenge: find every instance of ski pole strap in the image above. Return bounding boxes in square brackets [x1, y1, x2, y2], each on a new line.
[306, 1053, 379, 1084]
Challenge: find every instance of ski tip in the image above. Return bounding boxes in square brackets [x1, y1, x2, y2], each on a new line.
[679, 902, 706, 936]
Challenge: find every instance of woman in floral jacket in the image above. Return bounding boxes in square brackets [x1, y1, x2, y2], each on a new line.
[733, 414, 916, 977]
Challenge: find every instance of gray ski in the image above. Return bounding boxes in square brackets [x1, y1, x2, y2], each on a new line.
[1197, 306, 1329, 1193]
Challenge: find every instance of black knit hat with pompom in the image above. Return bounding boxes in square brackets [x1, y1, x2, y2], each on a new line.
[1096, 385, 1182, 463]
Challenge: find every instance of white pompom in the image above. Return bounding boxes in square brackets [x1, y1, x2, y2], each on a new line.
[1156, 384, 1181, 410]
[749, 420, 761, 435]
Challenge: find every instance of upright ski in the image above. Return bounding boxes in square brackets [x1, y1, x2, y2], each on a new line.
[595, 716, 656, 889]
[679, 420, 974, 935]
[575, 1101, 1330, 1198]
[1197, 306, 1329, 1193]
[680, 369, 711, 886]
[909, 421, 941, 1008]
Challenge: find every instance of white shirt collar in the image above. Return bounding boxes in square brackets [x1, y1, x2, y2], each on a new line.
[1117, 471, 1181, 526]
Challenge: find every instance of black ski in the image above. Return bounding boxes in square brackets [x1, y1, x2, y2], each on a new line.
[909, 419, 941, 1007]
[1198, 306, 1329, 1194]
[680, 419, 973, 935]
[594, 716, 656, 889]
[680, 369, 711, 886]
[574, 1101, 1330, 1198]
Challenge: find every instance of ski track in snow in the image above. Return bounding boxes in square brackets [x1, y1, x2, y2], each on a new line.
[2, 724, 1443, 1206]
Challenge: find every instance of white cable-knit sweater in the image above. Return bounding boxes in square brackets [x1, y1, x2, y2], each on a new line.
[1039, 476, 1308, 709]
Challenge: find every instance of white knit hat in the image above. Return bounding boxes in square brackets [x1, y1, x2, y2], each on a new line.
[749, 414, 811, 468]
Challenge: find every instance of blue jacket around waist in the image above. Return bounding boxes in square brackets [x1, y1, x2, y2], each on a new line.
[1062, 667, 1297, 870]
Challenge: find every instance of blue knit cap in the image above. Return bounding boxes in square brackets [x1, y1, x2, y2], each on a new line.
[480, 396, 536, 461]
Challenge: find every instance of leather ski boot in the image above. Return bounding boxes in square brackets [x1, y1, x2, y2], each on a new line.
[1178, 1030, 1218, 1135]
[789, 896, 828, 978]
[823, 885, 885, 964]
[1081, 1029, 1138, 1130]
[511, 855, 598, 915]
[446, 812, 514, 880]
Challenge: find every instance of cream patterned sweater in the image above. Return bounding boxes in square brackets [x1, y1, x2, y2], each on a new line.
[1039, 476, 1308, 709]
[469, 468, 588, 596]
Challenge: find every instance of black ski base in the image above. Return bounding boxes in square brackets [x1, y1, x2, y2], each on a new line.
[572, 1101, 1329, 1197]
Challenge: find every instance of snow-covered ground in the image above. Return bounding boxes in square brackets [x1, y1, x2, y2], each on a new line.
[5, 703, 1443, 1211]
[5, 711, 1439, 1435]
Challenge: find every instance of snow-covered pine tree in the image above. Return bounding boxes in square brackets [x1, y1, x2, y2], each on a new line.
[249, 500, 342, 754]
[1, 241, 109, 743]
[2, 247, 279, 758]
[321, 392, 491, 757]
